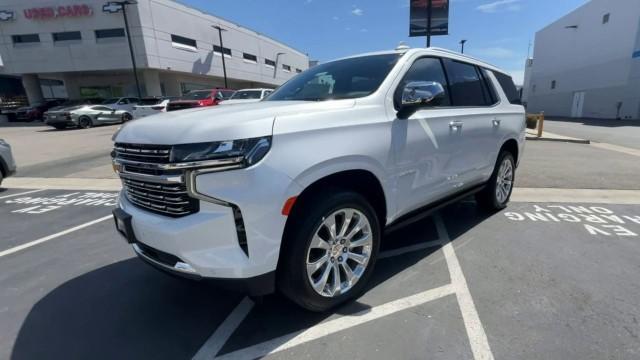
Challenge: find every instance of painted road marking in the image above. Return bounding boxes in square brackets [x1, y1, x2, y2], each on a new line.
[591, 142, 640, 158]
[511, 188, 640, 205]
[215, 284, 455, 360]
[0, 189, 45, 200]
[5, 191, 118, 215]
[436, 214, 494, 360]
[192, 297, 255, 360]
[0, 215, 112, 258]
[2, 177, 121, 191]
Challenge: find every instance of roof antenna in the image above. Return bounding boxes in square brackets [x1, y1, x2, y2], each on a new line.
[396, 41, 410, 51]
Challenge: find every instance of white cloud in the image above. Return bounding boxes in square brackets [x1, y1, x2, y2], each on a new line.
[351, 7, 364, 16]
[473, 47, 517, 59]
[360, 28, 368, 32]
[332, 16, 340, 20]
[477, 0, 521, 13]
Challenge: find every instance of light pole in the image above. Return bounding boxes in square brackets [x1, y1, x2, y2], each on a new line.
[103, 1, 142, 99]
[460, 39, 467, 54]
[426, 0, 433, 47]
[274, 52, 285, 79]
[212, 25, 228, 88]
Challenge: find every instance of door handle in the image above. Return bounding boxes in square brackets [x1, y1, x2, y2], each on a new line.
[449, 121, 463, 130]
[492, 119, 501, 126]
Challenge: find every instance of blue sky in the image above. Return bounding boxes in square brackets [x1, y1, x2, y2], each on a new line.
[182, 0, 589, 84]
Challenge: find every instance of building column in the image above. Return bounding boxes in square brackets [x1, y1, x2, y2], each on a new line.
[61, 74, 82, 99]
[21, 74, 44, 105]
[143, 69, 162, 97]
[161, 72, 182, 97]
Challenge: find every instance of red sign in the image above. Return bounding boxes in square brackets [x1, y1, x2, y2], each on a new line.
[24, 4, 93, 20]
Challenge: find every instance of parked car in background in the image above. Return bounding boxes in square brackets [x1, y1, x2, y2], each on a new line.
[45, 104, 132, 129]
[47, 98, 105, 112]
[111, 47, 525, 311]
[14, 98, 67, 121]
[133, 97, 179, 119]
[101, 97, 140, 113]
[166, 89, 235, 112]
[0, 138, 17, 186]
[219, 88, 273, 105]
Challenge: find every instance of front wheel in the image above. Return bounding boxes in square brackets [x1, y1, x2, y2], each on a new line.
[279, 190, 381, 312]
[78, 116, 92, 129]
[476, 151, 515, 211]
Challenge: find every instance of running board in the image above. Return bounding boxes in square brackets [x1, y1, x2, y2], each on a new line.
[384, 184, 486, 234]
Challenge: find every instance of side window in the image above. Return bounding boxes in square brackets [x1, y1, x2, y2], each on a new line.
[118, 99, 129, 105]
[395, 57, 450, 108]
[492, 71, 521, 104]
[443, 60, 492, 107]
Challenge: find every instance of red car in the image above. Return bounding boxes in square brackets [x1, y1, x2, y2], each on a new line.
[167, 89, 235, 112]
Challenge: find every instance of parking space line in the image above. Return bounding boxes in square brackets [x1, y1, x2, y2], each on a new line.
[0, 215, 113, 258]
[435, 214, 495, 360]
[192, 297, 255, 360]
[0, 189, 45, 200]
[214, 284, 455, 360]
[379, 239, 444, 259]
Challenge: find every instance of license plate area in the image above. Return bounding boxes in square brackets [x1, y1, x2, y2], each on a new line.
[113, 208, 136, 244]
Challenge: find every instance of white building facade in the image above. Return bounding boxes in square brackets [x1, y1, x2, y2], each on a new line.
[524, 0, 640, 120]
[0, 0, 309, 104]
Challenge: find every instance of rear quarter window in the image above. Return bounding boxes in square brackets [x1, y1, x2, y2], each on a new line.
[493, 72, 521, 105]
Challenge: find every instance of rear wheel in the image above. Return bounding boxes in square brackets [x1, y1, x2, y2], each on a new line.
[78, 116, 92, 129]
[279, 190, 380, 312]
[476, 151, 515, 211]
[122, 113, 133, 122]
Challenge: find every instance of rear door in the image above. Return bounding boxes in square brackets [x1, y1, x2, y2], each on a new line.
[441, 59, 499, 187]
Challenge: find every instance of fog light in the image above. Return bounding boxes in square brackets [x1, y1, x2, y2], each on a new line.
[174, 262, 196, 273]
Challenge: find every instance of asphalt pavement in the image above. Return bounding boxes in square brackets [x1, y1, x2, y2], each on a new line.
[543, 118, 640, 150]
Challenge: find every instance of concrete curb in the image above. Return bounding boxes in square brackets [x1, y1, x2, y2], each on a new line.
[525, 136, 591, 144]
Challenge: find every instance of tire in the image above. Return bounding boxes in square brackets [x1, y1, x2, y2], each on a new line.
[476, 151, 516, 211]
[278, 190, 381, 312]
[122, 113, 133, 123]
[78, 116, 92, 129]
[0, 171, 3, 187]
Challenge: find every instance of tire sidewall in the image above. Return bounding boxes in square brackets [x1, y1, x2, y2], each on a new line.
[489, 152, 515, 209]
[281, 191, 381, 311]
[78, 117, 92, 129]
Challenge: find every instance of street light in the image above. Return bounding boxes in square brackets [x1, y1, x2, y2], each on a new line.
[459, 39, 467, 54]
[103, 1, 142, 99]
[274, 52, 285, 79]
[212, 25, 229, 89]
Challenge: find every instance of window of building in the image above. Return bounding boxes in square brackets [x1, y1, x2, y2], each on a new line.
[395, 57, 450, 108]
[296, 68, 302, 73]
[12, 34, 40, 44]
[265, 59, 276, 68]
[53, 31, 82, 42]
[95, 28, 125, 39]
[243, 53, 257, 63]
[282, 64, 291, 72]
[532, 84, 537, 93]
[602, 13, 610, 24]
[492, 71, 521, 105]
[171, 34, 197, 50]
[551, 80, 557, 89]
[443, 59, 493, 107]
[213, 45, 232, 57]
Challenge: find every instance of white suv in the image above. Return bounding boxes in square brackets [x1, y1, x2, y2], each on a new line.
[112, 47, 525, 311]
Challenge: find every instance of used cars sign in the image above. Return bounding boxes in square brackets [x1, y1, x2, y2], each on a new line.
[409, 0, 449, 37]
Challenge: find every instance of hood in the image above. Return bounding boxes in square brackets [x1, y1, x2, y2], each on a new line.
[219, 99, 262, 105]
[115, 100, 355, 145]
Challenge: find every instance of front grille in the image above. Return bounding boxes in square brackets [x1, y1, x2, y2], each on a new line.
[114, 143, 171, 163]
[123, 177, 199, 217]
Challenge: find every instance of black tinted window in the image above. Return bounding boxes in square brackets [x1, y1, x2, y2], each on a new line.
[444, 60, 491, 107]
[53, 31, 81, 42]
[267, 54, 401, 102]
[171, 34, 197, 48]
[12, 34, 40, 44]
[95, 28, 125, 39]
[493, 71, 521, 104]
[395, 57, 450, 108]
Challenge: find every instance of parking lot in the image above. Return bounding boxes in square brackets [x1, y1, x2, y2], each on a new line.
[2, 122, 640, 360]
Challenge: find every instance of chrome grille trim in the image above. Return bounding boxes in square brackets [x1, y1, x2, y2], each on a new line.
[122, 177, 197, 217]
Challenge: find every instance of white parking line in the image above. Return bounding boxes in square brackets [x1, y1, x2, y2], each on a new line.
[0, 189, 45, 200]
[0, 215, 112, 258]
[436, 214, 495, 360]
[215, 284, 455, 360]
[192, 297, 255, 360]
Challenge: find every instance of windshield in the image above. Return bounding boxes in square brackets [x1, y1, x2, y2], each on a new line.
[181, 91, 211, 100]
[102, 98, 119, 105]
[230, 90, 263, 100]
[266, 54, 401, 101]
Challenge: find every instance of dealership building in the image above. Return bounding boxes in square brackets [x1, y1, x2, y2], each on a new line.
[0, 0, 309, 104]
[522, 0, 640, 120]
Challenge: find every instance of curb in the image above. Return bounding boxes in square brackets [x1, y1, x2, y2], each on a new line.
[525, 136, 591, 144]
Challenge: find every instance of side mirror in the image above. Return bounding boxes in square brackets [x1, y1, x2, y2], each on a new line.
[398, 81, 446, 118]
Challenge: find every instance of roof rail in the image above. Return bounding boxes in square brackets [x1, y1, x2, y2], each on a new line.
[428, 47, 500, 70]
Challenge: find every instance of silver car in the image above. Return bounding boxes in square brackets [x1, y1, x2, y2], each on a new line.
[45, 105, 133, 129]
[0, 139, 17, 186]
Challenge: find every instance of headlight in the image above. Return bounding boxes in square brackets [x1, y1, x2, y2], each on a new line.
[170, 136, 271, 167]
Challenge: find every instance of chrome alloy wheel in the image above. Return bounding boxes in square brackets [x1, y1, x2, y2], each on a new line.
[495, 157, 514, 204]
[305, 208, 373, 298]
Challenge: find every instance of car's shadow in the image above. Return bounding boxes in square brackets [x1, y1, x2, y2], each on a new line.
[11, 200, 497, 360]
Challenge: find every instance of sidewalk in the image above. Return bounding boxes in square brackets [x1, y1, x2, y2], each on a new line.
[525, 128, 590, 144]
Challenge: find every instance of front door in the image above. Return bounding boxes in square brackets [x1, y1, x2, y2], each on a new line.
[571, 91, 585, 118]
